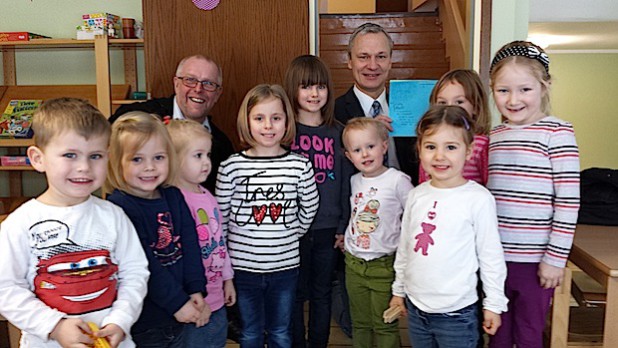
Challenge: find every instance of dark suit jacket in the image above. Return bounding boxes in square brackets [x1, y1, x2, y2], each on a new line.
[110, 96, 235, 192]
[334, 87, 419, 185]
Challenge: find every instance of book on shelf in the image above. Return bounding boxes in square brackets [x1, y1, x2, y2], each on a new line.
[0, 156, 30, 166]
[0, 100, 42, 138]
[0, 32, 51, 42]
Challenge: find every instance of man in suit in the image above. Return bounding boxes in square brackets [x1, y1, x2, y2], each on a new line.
[331, 22, 420, 340]
[110, 55, 234, 192]
[334, 23, 419, 185]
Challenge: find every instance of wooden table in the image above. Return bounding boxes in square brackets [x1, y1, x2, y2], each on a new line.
[0, 314, 20, 348]
[568, 224, 618, 347]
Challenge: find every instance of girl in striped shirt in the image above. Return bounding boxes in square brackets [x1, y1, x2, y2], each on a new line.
[419, 69, 491, 186]
[487, 41, 580, 348]
[215, 84, 319, 347]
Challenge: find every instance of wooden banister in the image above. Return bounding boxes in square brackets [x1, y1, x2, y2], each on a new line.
[438, 0, 469, 69]
[410, 0, 431, 11]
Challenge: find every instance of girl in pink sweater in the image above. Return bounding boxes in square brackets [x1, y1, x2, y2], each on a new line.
[168, 119, 235, 348]
[419, 69, 491, 185]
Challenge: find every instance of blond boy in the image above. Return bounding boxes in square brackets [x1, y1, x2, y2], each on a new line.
[0, 98, 149, 347]
[341, 118, 413, 348]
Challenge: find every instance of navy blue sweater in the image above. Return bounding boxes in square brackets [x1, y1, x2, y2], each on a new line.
[108, 186, 206, 334]
[292, 122, 353, 233]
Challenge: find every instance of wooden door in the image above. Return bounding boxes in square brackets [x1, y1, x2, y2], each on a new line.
[143, 0, 309, 148]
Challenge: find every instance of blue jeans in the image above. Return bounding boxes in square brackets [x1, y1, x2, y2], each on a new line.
[406, 298, 479, 348]
[235, 268, 299, 348]
[183, 306, 228, 348]
[132, 322, 184, 348]
[292, 228, 337, 348]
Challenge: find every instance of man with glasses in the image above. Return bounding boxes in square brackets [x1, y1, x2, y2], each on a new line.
[110, 55, 234, 192]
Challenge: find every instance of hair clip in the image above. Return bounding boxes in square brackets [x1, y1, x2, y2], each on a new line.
[490, 43, 550, 74]
[461, 115, 470, 131]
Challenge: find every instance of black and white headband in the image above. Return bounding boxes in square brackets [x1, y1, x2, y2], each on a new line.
[490, 44, 550, 74]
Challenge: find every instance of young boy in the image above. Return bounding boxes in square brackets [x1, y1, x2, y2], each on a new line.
[0, 98, 149, 347]
[340, 117, 413, 348]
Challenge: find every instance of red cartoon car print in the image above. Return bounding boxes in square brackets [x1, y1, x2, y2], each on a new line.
[34, 250, 118, 315]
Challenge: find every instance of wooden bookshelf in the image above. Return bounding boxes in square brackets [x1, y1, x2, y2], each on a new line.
[0, 38, 143, 48]
[0, 36, 143, 200]
[0, 139, 34, 147]
[1, 36, 144, 116]
[0, 166, 33, 171]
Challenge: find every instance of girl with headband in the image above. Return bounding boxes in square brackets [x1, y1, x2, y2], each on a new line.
[487, 41, 580, 347]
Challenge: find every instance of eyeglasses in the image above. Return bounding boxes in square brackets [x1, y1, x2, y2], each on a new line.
[176, 76, 221, 92]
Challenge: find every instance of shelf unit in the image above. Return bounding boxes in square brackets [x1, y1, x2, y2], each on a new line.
[0, 36, 144, 199]
[0, 139, 34, 172]
[1, 36, 144, 115]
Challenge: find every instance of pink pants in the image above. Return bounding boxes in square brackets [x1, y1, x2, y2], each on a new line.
[489, 262, 554, 348]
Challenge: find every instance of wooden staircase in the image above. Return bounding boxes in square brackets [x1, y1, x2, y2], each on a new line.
[319, 12, 450, 98]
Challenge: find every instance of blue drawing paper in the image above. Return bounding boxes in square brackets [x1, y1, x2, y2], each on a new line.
[388, 80, 436, 137]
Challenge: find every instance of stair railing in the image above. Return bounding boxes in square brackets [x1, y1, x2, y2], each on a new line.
[437, 0, 469, 69]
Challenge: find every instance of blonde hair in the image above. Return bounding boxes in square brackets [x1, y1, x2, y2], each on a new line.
[105, 111, 177, 194]
[166, 119, 212, 185]
[430, 69, 491, 135]
[342, 117, 389, 150]
[284, 55, 335, 127]
[490, 41, 552, 115]
[32, 97, 110, 149]
[236, 84, 296, 149]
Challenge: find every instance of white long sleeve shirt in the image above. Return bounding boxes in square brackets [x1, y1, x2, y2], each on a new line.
[392, 181, 508, 314]
[345, 168, 412, 260]
[0, 197, 149, 347]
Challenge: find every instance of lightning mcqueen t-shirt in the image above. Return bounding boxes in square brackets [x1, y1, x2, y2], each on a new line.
[0, 196, 149, 347]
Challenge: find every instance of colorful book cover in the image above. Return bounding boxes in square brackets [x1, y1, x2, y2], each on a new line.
[0, 100, 42, 138]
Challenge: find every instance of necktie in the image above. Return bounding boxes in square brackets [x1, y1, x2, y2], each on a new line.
[370, 100, 388, 166]
[371, 100, 382, 118]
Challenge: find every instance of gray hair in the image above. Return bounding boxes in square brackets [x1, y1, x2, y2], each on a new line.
[347, 23, 394, 57]
[175, 55, 223, 85]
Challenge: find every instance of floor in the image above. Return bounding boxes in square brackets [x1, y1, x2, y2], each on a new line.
[222, 301, 604, 348]
[0, 309, 601, 348]
[0, 299, 602, 348]
[223, 315, 412, 348]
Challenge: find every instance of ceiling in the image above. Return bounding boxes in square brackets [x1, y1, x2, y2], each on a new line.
[528, 0, 618, 51]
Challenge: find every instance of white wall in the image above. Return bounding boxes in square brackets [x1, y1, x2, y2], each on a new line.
[0, 1, 144, 88]
[0, 1, 143, 197]
[488, 0, 530, 126]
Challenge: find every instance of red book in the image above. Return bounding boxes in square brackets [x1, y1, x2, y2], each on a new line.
[0, 32, 50, 42]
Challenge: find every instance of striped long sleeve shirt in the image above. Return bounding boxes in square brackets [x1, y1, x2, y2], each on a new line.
[487, 116, 580, 268]
[215, 151, 320, 273]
